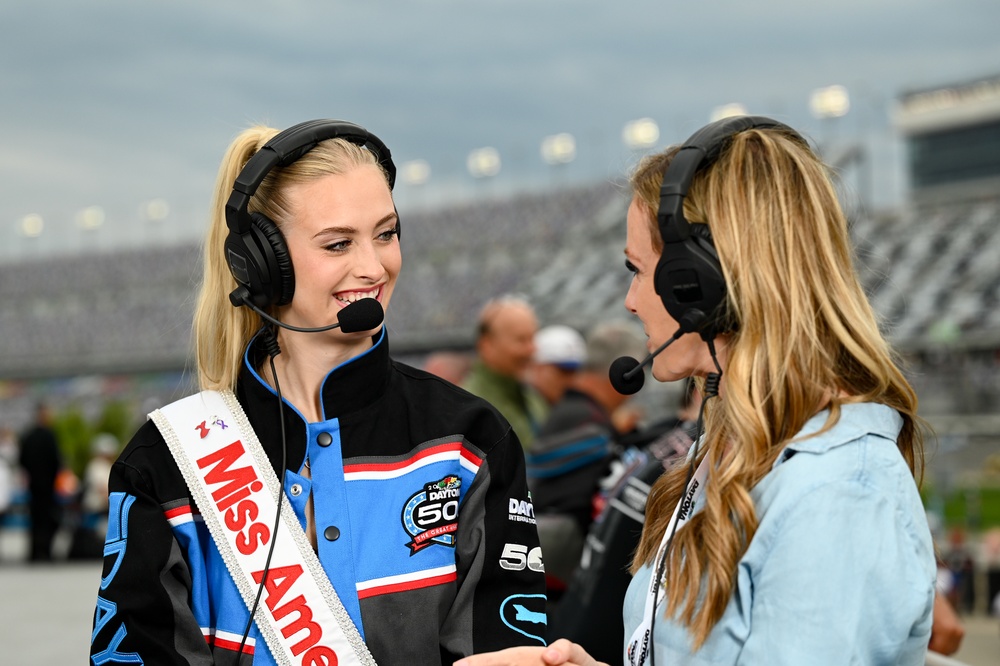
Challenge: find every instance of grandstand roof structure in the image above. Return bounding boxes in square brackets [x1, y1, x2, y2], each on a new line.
[894, 72, 1000, 203]
[895, 72, 1000, 135]
[3, 178, 1000, 381]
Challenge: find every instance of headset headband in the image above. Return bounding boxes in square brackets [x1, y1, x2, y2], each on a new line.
[651, 115, 805, 339]
[658, 115, 795, 243]
[225, 119, 397, 236]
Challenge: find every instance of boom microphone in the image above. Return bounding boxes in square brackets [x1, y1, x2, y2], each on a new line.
[609, 333, 680, 395]
[231, 285, 385, 333]
[331, 298, 385, 333]
[609, 311, 708, 395]
[608, 356, 645, 395]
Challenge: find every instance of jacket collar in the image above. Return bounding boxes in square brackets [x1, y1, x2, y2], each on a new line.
[236, 329, 392, 469]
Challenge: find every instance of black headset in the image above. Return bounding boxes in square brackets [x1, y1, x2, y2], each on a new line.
[654, 115, 803, 340]
[224, 119, 397, 310]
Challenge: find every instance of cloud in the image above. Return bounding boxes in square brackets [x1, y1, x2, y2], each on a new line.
[1, 0, 999, 255]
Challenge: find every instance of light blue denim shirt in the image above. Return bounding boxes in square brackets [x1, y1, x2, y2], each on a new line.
[623, 402, 936, 665]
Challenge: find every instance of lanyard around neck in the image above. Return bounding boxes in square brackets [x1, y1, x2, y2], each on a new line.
[625, 453, 710, 666]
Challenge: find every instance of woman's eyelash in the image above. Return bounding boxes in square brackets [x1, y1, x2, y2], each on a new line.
[625, 259, 638, 274]
[323, 226, 398, 251]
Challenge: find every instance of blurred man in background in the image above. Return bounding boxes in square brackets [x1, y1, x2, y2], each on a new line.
[527, 324, 586, 407]
[81, 433, 118, 543]
[18, 403, 62, 562]
[0, 426, 19, 544]
[422, 350, 473, 386]
[463, 295, 548, 449]
[526, 320, 645, 596]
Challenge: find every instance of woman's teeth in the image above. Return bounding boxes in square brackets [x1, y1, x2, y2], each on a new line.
[336, 289, 378, 304]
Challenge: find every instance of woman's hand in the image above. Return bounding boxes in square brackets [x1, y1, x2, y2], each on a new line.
[928, 592, 965, 656]
[453, 639, 608, 666]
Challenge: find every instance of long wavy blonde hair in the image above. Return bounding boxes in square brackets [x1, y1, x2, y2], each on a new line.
[629, 126, 924, 647]
[193, 125, 390, 391]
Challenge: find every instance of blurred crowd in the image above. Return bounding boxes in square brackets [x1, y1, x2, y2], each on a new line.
[0, 402, 121, 564]
[1, 291, 998, 662]
[423, 294, 1000, 660]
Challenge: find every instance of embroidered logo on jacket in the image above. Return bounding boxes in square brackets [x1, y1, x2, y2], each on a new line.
[499, 593, 547, 645]
[507, 496, 536, 525]
[401, 476, 461, 554]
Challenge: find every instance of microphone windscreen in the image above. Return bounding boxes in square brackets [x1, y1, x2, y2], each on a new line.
[609, 356, 645, 395]
[338, 298, 385, 333]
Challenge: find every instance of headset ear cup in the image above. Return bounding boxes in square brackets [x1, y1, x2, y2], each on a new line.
[653, 252, 678, 320]
[687, 228, 733, 334]
[250, 212, 296, 307]
[687, 223, 713, 243]
[653, 224, 731, 336]
[655, 117, 801, 337]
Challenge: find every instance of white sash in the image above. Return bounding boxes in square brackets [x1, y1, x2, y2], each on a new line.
[625, 454, 710, 666]
[152, 389, 376, 666]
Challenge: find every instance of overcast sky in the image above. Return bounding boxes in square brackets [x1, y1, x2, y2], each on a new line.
[2, 0, 998, 261]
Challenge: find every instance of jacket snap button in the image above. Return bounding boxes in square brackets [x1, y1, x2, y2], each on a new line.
[324, 525, 341, 541]
[289, 484, 303, 497]
[317, 432, 333, 447]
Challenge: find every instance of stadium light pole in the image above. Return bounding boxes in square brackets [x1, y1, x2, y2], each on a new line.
[75, 205, 106, 255]
[622, 118, 660, 152]
[852, 84, 881, 214]
[467, 147, 501, 198]
[810, 84, 850, 154]
[810, 84, 866, 212]
[76, 205, 105, 231]
[540, 132, 576, 187]
[143, 199, 170, 222]
[140, 198, 170, 248]
[17, 213, 44, 261]
[20, 213, 44, 237]
[467, 147, 501, 178]
[710, 103, 748, 122]
[399, 159, 431, 208]
[400, 159, 431, 187]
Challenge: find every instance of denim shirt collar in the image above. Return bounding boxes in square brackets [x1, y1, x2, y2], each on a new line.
[773, 402, 903, 469]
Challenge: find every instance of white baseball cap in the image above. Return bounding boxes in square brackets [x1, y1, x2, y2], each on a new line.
[533, 325, 586, 370]
[92, 432, 120, 457]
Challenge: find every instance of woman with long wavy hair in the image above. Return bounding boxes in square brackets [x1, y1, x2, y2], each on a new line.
[458, 117, 935, 665]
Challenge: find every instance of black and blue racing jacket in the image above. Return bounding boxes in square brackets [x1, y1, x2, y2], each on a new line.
[91, 330, 546, 665]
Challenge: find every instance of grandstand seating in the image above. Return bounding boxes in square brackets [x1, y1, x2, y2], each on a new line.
[391, 180, 629, 348]
[0, 245, 200, 379]
[856, 197, 1000, 345]
[2, 182, 1000, 423]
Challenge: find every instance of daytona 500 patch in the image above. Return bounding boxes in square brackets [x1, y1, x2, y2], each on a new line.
[401, 476, 462, 554]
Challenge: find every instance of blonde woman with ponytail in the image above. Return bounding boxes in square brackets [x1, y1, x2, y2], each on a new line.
[91, 121, 545, 665]
[459, 118, 935, 666]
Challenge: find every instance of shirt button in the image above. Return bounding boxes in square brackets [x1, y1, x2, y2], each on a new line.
[324, 525, 341, 541]
[289, 484, 303, 497]
[317, 432, 333, 447]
